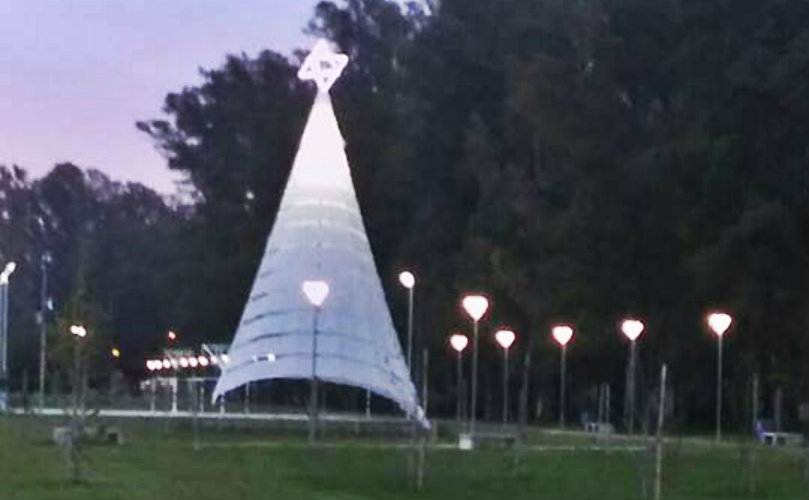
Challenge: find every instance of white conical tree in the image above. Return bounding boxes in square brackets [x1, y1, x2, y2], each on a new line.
[212, 39, 425, 426]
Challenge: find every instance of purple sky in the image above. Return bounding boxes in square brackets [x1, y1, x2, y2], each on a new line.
[0, 1, 319, 193]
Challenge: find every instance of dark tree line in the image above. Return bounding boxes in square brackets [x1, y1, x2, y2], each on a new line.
[2, 0, 808, 429]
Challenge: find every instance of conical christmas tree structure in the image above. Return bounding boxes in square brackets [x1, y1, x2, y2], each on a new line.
[212, 40, 425, 427]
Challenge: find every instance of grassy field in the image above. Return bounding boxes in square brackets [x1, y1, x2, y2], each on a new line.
[0, 416, 806, 499]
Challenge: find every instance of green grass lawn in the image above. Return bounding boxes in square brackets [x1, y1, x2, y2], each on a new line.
[0, 416, 806, 499]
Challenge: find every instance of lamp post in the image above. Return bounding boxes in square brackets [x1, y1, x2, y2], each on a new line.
[494, 329, 516, 425]
[39, 252, 51, 411]
[621, 319, 644, 434]
[0, 261, 17, 411]
[303, 280, 329, 445]
[449, 334, 468, 423]
[462, 295, 489, 438]
[707, 312, 732, 442]
[69, 325, 87, 414]
[552, 325, 574, 427]
[398, 271, 415, 374]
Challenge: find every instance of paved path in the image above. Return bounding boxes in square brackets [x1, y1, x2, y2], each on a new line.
[9, 407, 407, 424]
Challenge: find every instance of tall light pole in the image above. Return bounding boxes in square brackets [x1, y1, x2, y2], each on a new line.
[39, 252, 51, 411]
[462, 295, 489, 439]
[621, 319, 644, 434]
[449, 334, 468, 423]
[494, 329, 516, 425]
[0, 261, 17, 412]
[303, 280, 329, 445]
[707, 312, 732, 442]
[69, 325, 87, 414]
[552, 325, 574, 427]
[398, 271, 415, 374]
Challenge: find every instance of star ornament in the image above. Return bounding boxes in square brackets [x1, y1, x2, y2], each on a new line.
[298, 39, 349, 93]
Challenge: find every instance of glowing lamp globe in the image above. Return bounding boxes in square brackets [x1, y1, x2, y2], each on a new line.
[399, 271, 415, 289]
[302, 280, 330, 307]
[162, 359, 170, 370]
[708, 313, 732, 337]
[111, 348, 120, 358]
[552, 325, 574, 347]
[198, 356, 209, 367]
[70, 325, 87, 338]
[462, 295, 489, 322]
[3, 261, 16, 276]
[621, 319, 644, 341]
[495, 329, 516, 350]
[0, 261, 16, 284]
[146, 360, 154, 371]
[189, 356, 198, 368]
[450, 334, 469, 353]
[168, 330, 177, 341]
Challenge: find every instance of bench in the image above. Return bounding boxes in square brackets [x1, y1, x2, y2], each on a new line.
[584, 422, 615, 434]
[103, 425, 125, 445]
[51, 425, 125, 446]
[760, 431, 803, 447]
[459, 431, 517, 450]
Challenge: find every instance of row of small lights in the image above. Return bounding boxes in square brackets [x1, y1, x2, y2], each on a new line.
[448, 307, 732, 353]
[396, 272, 734, 430]
[145, 354, 229, 372]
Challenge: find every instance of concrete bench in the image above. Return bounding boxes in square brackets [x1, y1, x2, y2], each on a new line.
[103, 425, 125, 445]
[459, 431, 517, 449]
[51, 426, 73, 446]
[51, 425, 124, 446]
[584, 422, 615, 434]
[760, 431, 803, 447]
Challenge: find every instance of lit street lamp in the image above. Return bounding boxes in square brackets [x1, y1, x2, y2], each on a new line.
[494, 329, 516, 425]
[462, 294, 489, 438]
[398, 271, 415, 374]
[621, 319, 644, 434]
[302, 280, 330, 445]
[0, 261, 16, 411]
[707, 312, 732, 442]
[449, 334, 468, 423]
[552, 325, 574, 427]
[70, 325, 87, 337]
[168, 330, 177, 342]
[70, 325, 87, 413]
[111, 348, 120, 358]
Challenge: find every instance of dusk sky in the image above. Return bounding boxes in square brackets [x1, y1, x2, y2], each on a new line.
[0, 1, 320, 193]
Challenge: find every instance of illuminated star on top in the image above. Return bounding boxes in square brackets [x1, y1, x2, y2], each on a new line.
[297, 39, 349, 93]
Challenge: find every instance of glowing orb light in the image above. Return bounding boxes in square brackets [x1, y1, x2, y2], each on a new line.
[621, 319, 645, 341]
[708, 313, 732, 337]
[495, 329, 516, 350]
[302, 280, 330, 308]
[552, 325, 574, 347]
[462, 295, 489, 322]
[399, 271, 415, 289]
[450, 334, 469, 353]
